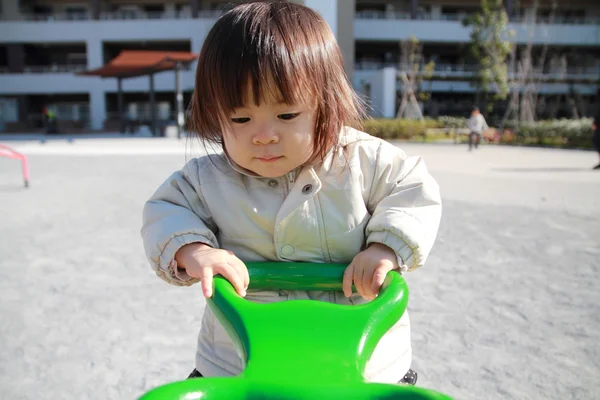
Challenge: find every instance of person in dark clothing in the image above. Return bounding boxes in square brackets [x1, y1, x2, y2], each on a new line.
[593, 115, 600, 170]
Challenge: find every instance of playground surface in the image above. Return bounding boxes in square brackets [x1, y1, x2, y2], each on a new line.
[0, 136, 599, 399]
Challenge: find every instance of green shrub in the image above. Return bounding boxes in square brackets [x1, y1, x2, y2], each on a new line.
[437, 116, 468, 129]
[361, 118, 443, 140]
[360, 117, 594, 149]
[499, 118, 593, 148]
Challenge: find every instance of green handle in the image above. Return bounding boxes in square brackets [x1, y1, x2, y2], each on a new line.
[245, 261, 350, 291]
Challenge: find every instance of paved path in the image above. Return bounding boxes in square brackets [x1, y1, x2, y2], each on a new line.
[1, 137, 599, 399]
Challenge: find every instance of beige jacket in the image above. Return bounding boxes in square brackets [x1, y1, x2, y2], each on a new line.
[141, 128, 442, 383]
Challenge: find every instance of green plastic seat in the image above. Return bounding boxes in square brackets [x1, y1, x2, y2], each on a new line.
[140, 262, 452, 399]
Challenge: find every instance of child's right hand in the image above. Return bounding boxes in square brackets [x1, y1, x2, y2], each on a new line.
[174, 243, 249, 298]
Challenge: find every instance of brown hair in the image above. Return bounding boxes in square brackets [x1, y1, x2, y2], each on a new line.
[189, 1, 365, 161]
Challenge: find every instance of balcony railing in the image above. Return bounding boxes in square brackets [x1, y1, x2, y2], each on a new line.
[19, 12, 90, 21]
[355, 61, 398, 71]
[6, 9, 223, 22]
[99, 9, 222, 20]
[0, 64, 88, 74]
[355, 62, 600, 80]
[355, 10, 599, 25]
[356, 62, 479, 73]
[355, 10, 412, 20]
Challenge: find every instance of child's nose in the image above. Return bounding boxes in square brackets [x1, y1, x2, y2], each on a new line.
[252, 127, 279, 145]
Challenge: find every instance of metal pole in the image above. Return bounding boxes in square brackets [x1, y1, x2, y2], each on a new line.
[175, 62, 184, 139]
[117, 77, 125, 134]
[149, 73, 157, 136]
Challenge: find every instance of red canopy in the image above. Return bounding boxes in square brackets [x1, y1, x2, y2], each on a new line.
[78, 50, 198, 78]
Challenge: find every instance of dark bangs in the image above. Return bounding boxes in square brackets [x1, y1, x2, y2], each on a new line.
[189, 1, 365, 157]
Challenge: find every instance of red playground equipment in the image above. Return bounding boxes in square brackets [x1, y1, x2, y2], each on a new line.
[0, 144, 30, 188]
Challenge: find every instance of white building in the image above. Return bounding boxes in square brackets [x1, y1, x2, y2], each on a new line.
[0, 0, 599, 132]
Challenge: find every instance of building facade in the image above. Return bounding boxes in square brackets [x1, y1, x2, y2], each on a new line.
[0, 0, 599, 132]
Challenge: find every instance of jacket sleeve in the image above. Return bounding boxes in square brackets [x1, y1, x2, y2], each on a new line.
[365, 142, 442, 272]
[141, 158, 219, 286]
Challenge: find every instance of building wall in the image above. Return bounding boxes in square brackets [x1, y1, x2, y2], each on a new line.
[0, 16, 214, 129]
[355, 18, 600, 46]
[337, 0, 356, 81]
[0, 0, 599, 131]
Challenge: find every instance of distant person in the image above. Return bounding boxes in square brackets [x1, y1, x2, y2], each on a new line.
[42, 106, 49, 132]
[593, 114, 600, 170]
[42, 107, 58, 134]
[467, 106, 489, 151]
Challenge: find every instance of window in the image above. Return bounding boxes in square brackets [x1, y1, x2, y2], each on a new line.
[65, 7, 88, 20]
[144, 4, 164, 19]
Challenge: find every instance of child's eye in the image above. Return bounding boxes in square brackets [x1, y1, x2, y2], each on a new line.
[231, 117, 250, 124]
[278, 113, 300, 121]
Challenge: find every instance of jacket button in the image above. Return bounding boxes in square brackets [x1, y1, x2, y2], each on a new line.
[281, 245, 294, 257]
[302, 184, 313, 194]
[268, 179, 278, 188]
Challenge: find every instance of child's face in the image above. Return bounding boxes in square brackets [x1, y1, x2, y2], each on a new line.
[222, 91, 316, 178]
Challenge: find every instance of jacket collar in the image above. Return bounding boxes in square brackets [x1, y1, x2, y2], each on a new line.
[222, 147, 301, 182]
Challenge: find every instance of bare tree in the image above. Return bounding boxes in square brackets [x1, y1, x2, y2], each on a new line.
[501, 1, 554, 124]
[396, 36, 434, 120]
[543, 54, 568, 118]
[500, 0, 586, 124]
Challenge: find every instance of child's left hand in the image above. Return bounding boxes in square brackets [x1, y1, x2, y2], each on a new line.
[342, 243, 399, 300]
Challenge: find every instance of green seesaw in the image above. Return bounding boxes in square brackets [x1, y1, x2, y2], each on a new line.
[140, 262, 452, 399]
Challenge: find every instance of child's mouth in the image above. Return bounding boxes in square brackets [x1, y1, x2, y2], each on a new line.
[257, 156, 283, 162]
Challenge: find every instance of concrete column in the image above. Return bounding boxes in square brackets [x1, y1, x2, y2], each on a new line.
[86, 38, 103, 68]
[357, 67, 397, 118]
[1, 0, 21, 20]
[149, 73, 157, 136]
[90, 89, 106, 131]
[336, 0, 355, 81]
[381, 67, 397, 118]
[175, 63, 184, 138]
[304, 0, 337, 36]
[85, 38, 107, 130]
[304, 0, 356, 81]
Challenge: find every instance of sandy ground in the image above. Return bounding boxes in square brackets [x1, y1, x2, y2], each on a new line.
[0, 136, 599, 400]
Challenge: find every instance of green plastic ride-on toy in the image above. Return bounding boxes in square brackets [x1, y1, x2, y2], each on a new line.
[140, 262, 452, 399]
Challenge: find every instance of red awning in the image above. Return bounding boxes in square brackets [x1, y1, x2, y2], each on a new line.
[77, 50, 198, 79]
